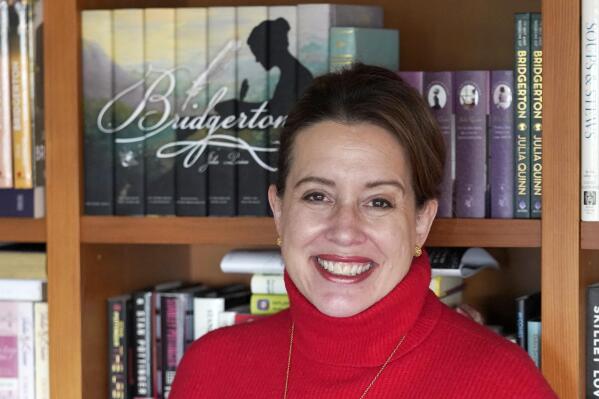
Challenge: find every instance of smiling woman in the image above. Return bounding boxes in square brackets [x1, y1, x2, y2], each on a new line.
[169, 64, 557, 398]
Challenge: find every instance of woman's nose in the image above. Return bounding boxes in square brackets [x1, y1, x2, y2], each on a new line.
[324, 203, 367, 246]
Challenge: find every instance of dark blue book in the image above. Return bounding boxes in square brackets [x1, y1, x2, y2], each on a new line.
[515, 291, 540, 351]
[0, 188, 44, 217]
[530, 13, 543, 219]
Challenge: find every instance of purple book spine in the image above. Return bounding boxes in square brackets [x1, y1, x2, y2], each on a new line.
[397, 71, 423, 94]
[490, 70, 514, 218]
[424, 72, 454, 218]
[454, 71, 489, 218]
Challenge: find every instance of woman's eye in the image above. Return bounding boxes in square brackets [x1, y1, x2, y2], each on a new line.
[303, 192, 327, 202]
[368, 198, 393, 209]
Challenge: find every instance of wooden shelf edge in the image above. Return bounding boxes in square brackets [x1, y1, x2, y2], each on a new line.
[81, 216, 540, 247]
[0, 218, 46, 243]
[582, 222, 599, 249]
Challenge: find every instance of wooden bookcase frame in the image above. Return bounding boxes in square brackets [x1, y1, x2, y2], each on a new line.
[6, 0, 579, 397]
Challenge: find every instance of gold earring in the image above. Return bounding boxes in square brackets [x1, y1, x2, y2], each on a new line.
[414, 245, 422, 257]
[276, 237, 282, 247]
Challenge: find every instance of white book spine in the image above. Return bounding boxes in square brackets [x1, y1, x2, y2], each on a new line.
[582, 0, 599, 220]
[193, 298, 224, 340]
[251, 274, 286, 295]
[220, 250, 284, 274]
[34, 302, 48, 399]
[17, 302, 34, 399]
[0, 280, 45, 301]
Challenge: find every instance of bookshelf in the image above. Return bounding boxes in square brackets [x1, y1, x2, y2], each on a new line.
[0, 218, 45, 243]
[35, 0, 586, 398]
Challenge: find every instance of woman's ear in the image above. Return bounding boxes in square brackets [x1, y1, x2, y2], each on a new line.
[268, 184, 283, 236]
[415, 199, 438, 247]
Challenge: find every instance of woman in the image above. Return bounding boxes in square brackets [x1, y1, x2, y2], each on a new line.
[170, 64, 557, 398]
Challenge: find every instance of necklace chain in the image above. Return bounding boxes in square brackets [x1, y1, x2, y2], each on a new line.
[283, 321, 406, 399]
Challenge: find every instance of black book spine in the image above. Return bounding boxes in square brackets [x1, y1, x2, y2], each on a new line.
[515, 292, 541, 350]
[530, 13, 543, 219]
[587, 285, 599, 397]
[133, 292, 153, 398]
[108, 297, 128, 399]
[161, 295, 179, 399]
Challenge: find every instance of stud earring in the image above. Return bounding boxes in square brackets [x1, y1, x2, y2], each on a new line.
[276, 237, 283, 247]
[414, 245, 422, 257]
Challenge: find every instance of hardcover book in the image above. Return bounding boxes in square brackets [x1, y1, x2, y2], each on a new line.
[0, 187, 44, 217]
[514, 13, 531, 218]
[144, 8, 176, 215]
[0, 0, 11, 188]
[582, 0, 599, 221]
[9, 0, 33, 189]
[398, 71, 423, 94]
[113, 9, 145, 216]
[81, 10, 113, 215]
[530, 13, 542, 219]
[207, 7, 237, 216]
[489, 70, 515, 218]
[297, 4, 383, 95]
[250, 293, 289, 315]
[34, 302, 48, 399]
[251, 274, 286, 295]
[424, 72, 454, 218]
[587, 283, 599, 397]
[236, 6, 269, 216]
[329, 27, 399, 72]
[267, 6, 299, 187]
[160, 295, 182, 399]
[30, 0, 44, 198]
[454, 71, 490, 218]
[0, 302, 34, 399]
[515, 291, 540, 350]
[174, 8, 208, 216]
[107, 295, 132, 399]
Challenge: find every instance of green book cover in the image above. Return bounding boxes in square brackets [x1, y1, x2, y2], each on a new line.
[113, 9, 144, 215]
[250, 294, 289, 315]
[531, 13, 542, 219]
[81, 10, 113, 214]
[144, 8, 176, 215]
[514, 13, 531, 218]
[329, 27, 399, 72]
[174, 8, 208, 216]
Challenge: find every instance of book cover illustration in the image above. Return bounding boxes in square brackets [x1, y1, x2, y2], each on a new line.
[81, 10, 113, 215]
[144, 8, 176, 215]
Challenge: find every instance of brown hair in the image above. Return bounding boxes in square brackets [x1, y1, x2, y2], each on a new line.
[276, 63, 446, 208]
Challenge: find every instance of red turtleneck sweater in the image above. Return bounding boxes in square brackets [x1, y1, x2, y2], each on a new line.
[170, 255, 557, 398]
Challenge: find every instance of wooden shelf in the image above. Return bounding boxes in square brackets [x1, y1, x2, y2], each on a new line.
[81, 216, 540, 247]
[0, 218, 46, 243]
[582, 222, 599, 249]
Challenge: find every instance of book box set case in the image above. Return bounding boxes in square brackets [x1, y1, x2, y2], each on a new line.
[0, 0, 588, 397]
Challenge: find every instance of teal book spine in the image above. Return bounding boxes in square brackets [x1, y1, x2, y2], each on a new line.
[144, 9, 176, 215]
[236, 6, 269, 216]
[527, 319, 541, 368]
[174, 8, 208, 216]
[514, 13, 531, 218]
[207, 7, 237, 216]
[113, 9, 145, 215]
[329, 27, 399, 72]
[530, 13, 543, 219]
[81, 10, 113, 215]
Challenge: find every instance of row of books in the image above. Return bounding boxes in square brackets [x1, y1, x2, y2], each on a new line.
[82, 4, 393, 217]
[582, 0, 599, 221]
[0, 244, 48, 399]
[0, 0, 45, 218]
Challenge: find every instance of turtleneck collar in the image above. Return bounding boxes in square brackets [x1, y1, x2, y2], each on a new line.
[285, 252, 440, 367]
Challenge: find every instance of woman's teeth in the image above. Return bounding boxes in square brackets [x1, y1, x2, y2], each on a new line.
[316, 257, 373, 276]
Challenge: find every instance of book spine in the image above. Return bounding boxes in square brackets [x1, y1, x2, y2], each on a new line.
[527, 320, 541, 368]
[237, 6, 269, 216]
[489, 70, 515, 218]
[113, 9, 145, 216]
[329, 27, 356, 72]
[207, 7, 237, 216]
[82, 10, 114, 215]
[397, 71, 424, 94]
[17, 302, 34, 399]
[587, 285, 599, 397]
[0, 1, 11, 188]
[0, 187, 43, 217]
[144, 8, 176, 216]
[34, 302, 48, 399]
[530, 13, 543, 219]
[515, 297, 527, 350]
[0, 303, 19, 397]
[30, 0, 43, 190]
[514, 13, 531, 218]
[250, 274, 286, 295]
[133, 292, 153, 398]
[161, 296, 179, 399]
[454, 71, 490, 218]
[107, 297, 128, 399]
[424, 72, 454, 218]
[582, 1, 599, 221]
[267, 6, 298, 188]
[9, 1, 32, 189]
[250, 294, 289, 315]
[174, 8, 208, 216]
[193, 297, 225, 340]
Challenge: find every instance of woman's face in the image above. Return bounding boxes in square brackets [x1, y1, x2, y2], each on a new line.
[269, 121, 437, 317]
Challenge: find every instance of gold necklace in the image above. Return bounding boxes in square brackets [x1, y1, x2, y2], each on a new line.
[283, 322, 406, 399]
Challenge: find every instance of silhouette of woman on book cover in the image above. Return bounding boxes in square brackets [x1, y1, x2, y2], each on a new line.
[214, 17, 314, 120]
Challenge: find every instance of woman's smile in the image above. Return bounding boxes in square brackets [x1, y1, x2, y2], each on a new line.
[313, 254, 378, 283]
